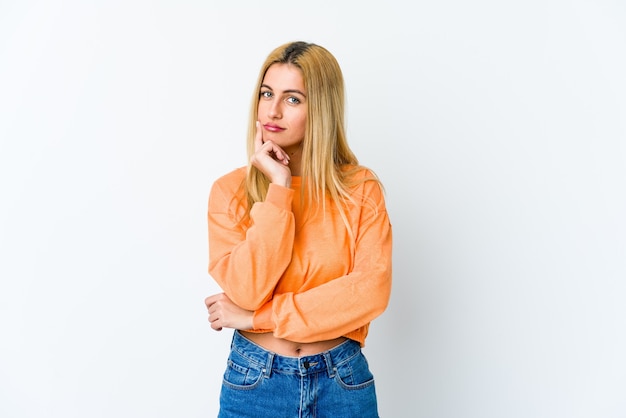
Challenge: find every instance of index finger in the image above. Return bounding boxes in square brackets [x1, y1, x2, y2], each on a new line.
[204, 293, 224, 309]
[254, 121, 263, 151]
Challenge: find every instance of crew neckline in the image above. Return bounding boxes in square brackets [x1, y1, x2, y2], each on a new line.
[290, 176, 302, 187]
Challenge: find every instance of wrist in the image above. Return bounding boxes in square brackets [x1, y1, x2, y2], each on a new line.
[271, 175, 291, 188]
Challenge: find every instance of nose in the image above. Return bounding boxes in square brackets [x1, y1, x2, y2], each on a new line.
[268, 99, 282, 119]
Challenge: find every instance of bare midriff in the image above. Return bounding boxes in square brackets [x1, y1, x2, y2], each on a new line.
[240, 331, 347, 357]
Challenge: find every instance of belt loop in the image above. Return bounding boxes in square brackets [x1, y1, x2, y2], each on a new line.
[263, 352, 274, 378]
[323, 351, 335, 378]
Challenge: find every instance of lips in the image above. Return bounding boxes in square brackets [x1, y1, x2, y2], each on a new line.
[263, 123, 285, 133]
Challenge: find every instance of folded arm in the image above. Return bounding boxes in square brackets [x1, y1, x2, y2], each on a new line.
[208, 182, 296, 310]
[252, 180, 393, 342]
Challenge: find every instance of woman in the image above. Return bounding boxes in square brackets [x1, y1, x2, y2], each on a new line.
[205, 41, 392, 418]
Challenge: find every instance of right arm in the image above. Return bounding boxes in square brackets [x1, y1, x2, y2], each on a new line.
[208, 122, 295, 310]
[208, 181, 295, 311]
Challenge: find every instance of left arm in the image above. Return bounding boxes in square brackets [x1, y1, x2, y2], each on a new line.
[252, 180, 392, 342]
[205, 293, 254, 332]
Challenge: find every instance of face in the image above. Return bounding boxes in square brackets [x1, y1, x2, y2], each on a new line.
[258, 64, 307, 155]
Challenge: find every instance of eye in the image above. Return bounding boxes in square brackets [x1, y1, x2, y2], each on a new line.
[285, 96, 301, 105]
[260, 90, 272, 99]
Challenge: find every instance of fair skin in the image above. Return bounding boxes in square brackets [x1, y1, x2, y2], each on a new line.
[251, 63, 308, 186]
[205, 64, 346, 356]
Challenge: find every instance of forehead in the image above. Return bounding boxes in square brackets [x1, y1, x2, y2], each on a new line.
[262, 64, 305, 92]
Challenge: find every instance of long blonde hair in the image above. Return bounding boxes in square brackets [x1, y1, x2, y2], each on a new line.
[244, 41, 376, 231]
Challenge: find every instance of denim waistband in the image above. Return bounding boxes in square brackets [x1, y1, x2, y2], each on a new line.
[230, 331, 361, 378]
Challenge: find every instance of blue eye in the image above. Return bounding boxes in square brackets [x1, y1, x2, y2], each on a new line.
[286, 96, 301, 104]
[260, 91, 272, 99]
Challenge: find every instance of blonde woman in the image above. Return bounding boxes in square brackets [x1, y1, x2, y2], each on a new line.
[205, 41, 392, 418]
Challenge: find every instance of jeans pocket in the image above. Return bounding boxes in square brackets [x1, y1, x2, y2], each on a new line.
[222, 352, 264, 390]
[334, 351, 376, 390]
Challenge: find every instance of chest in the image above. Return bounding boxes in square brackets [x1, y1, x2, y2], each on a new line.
[281, 204, 356, 290]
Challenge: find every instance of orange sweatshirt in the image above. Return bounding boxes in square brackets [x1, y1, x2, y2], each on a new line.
[208, 166, 392, 346]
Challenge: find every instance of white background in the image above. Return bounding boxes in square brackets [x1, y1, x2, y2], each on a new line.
[1, 1, 625, 417]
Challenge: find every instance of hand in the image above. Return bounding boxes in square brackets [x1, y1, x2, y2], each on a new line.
[205, 293, 254, 331]
[250, 121, 291, 187]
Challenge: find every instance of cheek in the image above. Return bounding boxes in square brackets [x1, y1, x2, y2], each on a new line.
[296, 113, 307, 133]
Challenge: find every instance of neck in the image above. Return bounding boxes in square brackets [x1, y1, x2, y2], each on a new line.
[287, 148, 302, 176]
[289, 157, 302, 176]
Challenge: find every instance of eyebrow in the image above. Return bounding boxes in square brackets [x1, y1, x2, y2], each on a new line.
[260, 84, 307, 98]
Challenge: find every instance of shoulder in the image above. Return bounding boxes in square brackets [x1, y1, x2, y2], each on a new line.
[342, 165, 384, 191]
[209, 166, 247, 205]
[340, 164, 378, 178]
[355, 166, 380, 182]
[341, 165, 386, 207]
[215, 166, 248, 184]
[213, 166, 247, 189]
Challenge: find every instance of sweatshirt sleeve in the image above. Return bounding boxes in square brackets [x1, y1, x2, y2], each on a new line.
[208, 180, 296, 310]
[252, 179, 392, 342]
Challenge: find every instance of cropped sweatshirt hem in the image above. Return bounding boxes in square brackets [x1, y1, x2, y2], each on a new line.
[251, 301, 371, 347]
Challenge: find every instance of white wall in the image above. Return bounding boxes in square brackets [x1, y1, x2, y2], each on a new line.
[1, 1, 624, 417]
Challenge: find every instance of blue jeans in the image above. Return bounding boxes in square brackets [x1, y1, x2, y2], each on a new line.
[218, 331, 379, 418]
